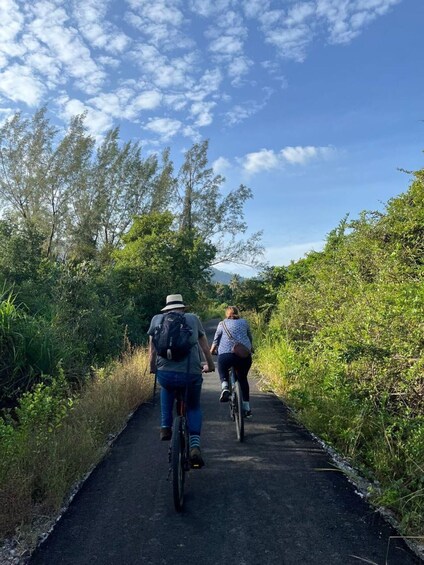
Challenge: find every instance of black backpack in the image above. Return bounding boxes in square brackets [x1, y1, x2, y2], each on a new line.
[152, 312, 194, 361]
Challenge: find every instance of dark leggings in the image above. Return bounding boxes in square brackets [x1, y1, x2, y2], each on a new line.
[217, 353, 252, 401]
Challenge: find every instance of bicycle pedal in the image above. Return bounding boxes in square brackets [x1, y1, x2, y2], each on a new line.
[191, 462, 202, 469]
[190, 458, 205, 469]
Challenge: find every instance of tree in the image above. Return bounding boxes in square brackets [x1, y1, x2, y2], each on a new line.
[113, 212, 215, 340]
[71, 129, 176, 263]
[0, 108, 94, 258]
[177, 140, 264, 269]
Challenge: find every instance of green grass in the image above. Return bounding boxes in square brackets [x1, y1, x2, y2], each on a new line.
[0, 347, 151, 547]
[254, 340, 424, 538]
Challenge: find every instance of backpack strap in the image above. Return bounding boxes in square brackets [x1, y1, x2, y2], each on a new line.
[222, 320, 235, 342]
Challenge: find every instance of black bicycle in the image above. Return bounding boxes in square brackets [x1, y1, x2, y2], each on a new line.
[228, 367, 244, 442]
[168, 387, 202, 511]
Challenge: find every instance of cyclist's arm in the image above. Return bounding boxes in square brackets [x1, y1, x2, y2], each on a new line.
[198, 335, 215, 372]
[210, 324, 222, 354]
[148, 336, 157, 373]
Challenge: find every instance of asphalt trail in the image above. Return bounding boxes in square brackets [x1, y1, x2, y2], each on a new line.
[30, 319, 421, 564]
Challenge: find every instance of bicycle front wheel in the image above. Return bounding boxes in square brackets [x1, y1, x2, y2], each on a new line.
[171, 416, 186, 511]
[234, 380, 244, 442]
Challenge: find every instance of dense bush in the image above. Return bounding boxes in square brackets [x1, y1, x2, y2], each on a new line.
[254, 167, 424, 534]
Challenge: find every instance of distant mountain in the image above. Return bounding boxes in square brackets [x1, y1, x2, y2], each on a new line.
[209, 267, 244, 284]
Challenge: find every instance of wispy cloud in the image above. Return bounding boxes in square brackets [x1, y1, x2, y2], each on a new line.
[239, 145, 337, 174]
[0, 0, 402, 141]
[76, 0, 130, 54]
[212, 156, 231, 174]
[0, 65, 45, 106]
[254, 0, 402, 61]
[241, 148, 280, 175]
[27, 2, 106, 94]
[0, 0, 25, 67]
[225, 87, 273, 126]
[281, 145, 336, 164]
[57, 94, 114, 139]
[144, 117, 182, 141]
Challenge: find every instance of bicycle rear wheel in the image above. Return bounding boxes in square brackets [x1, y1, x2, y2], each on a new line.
[234, 380, 244, 442]
[171, 415, 186, 511]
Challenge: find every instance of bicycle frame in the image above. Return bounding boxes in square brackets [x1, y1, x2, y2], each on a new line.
[228, 367, 244, 442]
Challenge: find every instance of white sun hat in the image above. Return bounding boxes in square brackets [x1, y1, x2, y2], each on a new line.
[161, 294, 186, 312]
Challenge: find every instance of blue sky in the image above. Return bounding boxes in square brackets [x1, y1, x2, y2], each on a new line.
[0, 0, 423, 276]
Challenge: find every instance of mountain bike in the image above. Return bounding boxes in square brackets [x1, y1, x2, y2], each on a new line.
[168, 387, 202, 512]
[228, 367, 244, 442]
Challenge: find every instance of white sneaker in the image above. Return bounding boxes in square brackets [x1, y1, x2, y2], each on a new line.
[219, 388, 230, 402]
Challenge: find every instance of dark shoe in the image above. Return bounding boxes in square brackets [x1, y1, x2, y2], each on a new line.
[160, 427, 172, 441]
[189, 447, 205, 468]
[244, 410, 252, 418]
[219, 388, 230, 403]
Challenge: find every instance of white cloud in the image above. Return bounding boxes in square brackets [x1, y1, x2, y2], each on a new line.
[189, 0, 235, 18]
[265, 25, 312, 62]
[188, 68, 223, 102]
[128, 0, 184, 25]
[228, 56, 253, 85]
[242, 0, 271, 19]
[212, 156, 231, 174]
[144, 117, 182, 141]
[28, 2, 106, 94]
[75, 0, 130, 54]
[317, 0, 402, 44]
[132, 44, 197, 90]
[209, 35, 244, 56]
[0, 0, 403, 143]
[280, 145, 336, 164]
[126, 0, 191, 50]
[0, 0, 25, 67]
[25, 48, 63, 87]
[163, 93, 188, 111]
[57, 94, 114, 139]
[255, 0, 401, 61]
[132, 90, 162, 111]
[241, 149, 280, 174]
[190, 101, 215, 127]
[225, 88, 273, 126]
[0, 65, 45, 106]
[239, 145, 337, 174]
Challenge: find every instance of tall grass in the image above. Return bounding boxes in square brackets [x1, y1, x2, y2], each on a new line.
[254, 330, 424, 536]
[0, 347, 151, 546]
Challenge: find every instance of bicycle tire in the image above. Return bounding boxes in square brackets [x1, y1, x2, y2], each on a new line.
[234, 380, 244, 442]
[172, 415, 185, 511]
[228, 368, 236, 421]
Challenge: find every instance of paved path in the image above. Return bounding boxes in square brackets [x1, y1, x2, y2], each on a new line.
[30, 320, 421, 565]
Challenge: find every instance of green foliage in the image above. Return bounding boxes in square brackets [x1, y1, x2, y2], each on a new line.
[0, 292, 63, 403]
[254, 165, 424, 535]
[50, 261, 122, 372]
[113, 211, 216, 341]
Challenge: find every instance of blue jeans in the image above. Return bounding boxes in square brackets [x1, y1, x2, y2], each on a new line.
[157, 371, 203, 435]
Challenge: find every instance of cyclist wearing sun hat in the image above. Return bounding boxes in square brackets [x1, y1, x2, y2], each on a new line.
[148, 294, 215, 468]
